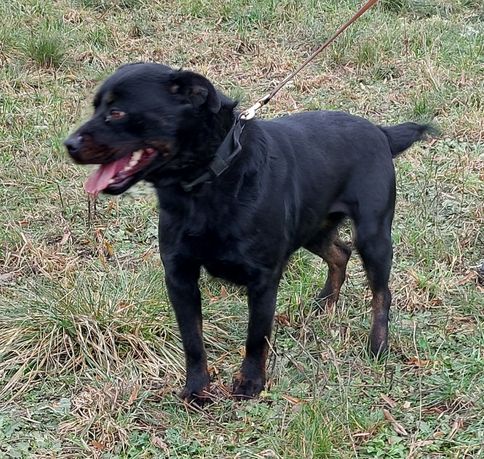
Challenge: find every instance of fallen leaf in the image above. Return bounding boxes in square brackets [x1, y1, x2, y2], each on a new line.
[104, 240, 114, 257]
[151, 435, 169, 452]
[381, 394, 397, 408]
[448, 417, 464, 440]
[383, 409, 408, 436]
[91, 440, 105, 450]
[142, 249, 155, 262]
[275, 313, 291, 326]
[282, 394, 303, 405]
[457, 271, 477, 286]
[127, 384, 140, 406]
[406, 357, 431, 368]
[424, 406, 444, 415]
[414, 440, 434, 447]
[59, 229, 71, 245]
[94, 228, 104, 241]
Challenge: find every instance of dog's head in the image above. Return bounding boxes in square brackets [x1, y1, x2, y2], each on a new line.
[65, 63, 231, 195]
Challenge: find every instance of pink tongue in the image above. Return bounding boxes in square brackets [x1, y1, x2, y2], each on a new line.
[84, 155, 131, 194]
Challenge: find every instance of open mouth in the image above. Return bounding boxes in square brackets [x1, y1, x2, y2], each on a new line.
[84, 148, 157, 194]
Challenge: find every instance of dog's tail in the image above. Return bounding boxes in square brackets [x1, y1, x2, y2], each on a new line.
[379, 122, 437, 158]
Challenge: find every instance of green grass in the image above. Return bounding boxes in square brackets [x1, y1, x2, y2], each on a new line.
[22, 26, 67, 68]
[1, 0, 483, 457]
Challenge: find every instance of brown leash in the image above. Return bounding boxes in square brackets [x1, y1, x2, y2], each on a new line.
[240, 0, 380, 120]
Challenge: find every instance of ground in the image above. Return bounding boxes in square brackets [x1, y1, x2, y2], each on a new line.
[0, 0, 482, 457]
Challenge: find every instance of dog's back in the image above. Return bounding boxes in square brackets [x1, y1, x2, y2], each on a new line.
[241, 111, 431, 251]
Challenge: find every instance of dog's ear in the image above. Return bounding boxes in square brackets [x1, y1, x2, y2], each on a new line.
[169, 71, 221, 113]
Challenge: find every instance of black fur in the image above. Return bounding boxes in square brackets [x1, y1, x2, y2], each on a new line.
[65, 63, 432, 402]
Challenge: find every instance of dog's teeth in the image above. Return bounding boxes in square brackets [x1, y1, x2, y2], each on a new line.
[127, 150, 143, 169]
[108, 179, 114, 184]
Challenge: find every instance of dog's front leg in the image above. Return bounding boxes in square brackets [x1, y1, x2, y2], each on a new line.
[233, 276, 280, 399]
[165, 263, 210, 403]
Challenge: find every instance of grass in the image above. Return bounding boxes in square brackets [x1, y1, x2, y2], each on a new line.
[0, 0, 483, 457]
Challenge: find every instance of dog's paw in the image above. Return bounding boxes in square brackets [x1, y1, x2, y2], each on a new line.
[368, 339, 389, 360]
[179, 374, 212, 406]
[369, 322, 389, 359]
[232, 372, 265, 400]
[179, 387, 212, 406]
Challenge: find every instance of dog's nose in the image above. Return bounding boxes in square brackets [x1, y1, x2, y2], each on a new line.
[64, 134, 83, 158]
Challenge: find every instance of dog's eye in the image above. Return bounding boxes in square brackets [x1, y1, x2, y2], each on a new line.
[106, 110, 126, 122]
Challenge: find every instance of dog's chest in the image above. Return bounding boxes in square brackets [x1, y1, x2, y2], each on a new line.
[159, 192, 273, 286]
[190, 232, 256, 285]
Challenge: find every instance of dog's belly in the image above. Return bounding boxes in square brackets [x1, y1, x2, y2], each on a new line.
[181, 230, 277, 286]
[203, 259, 252, 286]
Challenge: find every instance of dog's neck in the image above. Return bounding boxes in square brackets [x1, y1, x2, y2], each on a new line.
[149, 99, 239, 189]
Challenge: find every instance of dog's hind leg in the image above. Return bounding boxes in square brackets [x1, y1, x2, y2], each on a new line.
[304, 213, 351, 310]
[353, 213, 393, 357]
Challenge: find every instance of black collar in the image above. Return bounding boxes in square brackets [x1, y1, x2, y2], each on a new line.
[180, 118, 247, 192]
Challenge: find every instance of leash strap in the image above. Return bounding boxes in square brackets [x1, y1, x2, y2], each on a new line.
[240, 0, 380, 120]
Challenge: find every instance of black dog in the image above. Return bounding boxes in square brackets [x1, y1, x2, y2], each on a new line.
[65, 63, 432, 401]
